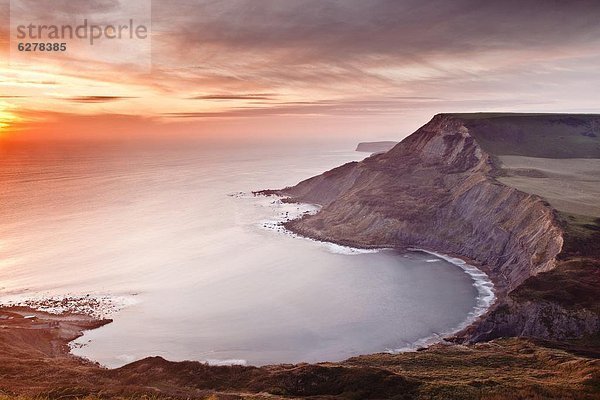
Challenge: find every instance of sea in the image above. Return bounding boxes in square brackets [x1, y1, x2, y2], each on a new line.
[0, 139, 493, 367]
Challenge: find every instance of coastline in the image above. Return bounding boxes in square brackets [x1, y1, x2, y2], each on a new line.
[0, 293, 139, 319]
[255, 192, 499, 351]
[410, 248, 496, 324]
[0, 185, 594, 398]
[405, 248, 497, 348]
[0, 305, 111, 361]
[0, 192, 499, 367]
[255, 192, 382, 254]
[0, 114, 596, 397]
[1, 301, 594, 399]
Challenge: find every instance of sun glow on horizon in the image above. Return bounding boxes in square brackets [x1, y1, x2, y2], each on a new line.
[0, 0, 599, 142]
[0, 102, 20, 135]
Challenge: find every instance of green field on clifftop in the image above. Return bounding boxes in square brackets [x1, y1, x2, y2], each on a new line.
[448, 113, 600, 158]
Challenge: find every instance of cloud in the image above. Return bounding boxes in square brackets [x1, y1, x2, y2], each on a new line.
[163, 97, 553, 119]
[10, 0, 122, 19]
[2, 0, 600, 139]
[63, 95, 136, 103]
[153, 0, 600, 63]
[142, 0, 600, 113]
[189, 93, 276, 101]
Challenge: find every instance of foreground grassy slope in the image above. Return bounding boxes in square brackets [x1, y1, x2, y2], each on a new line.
[0, 320, 597, 400]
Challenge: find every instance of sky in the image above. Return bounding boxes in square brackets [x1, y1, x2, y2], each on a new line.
[0, 0, 599, 143]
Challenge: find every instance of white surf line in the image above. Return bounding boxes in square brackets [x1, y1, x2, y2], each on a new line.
[0, 292, 140, 319]
[389, 248, 497, 352]
[410, 248, 496, 320]
[253, 193, 383, 255]
[252, 192, 497, 351]
[253, 194, 497, 311]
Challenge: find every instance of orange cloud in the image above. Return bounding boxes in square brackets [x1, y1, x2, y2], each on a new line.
[0, 0, 599, 142]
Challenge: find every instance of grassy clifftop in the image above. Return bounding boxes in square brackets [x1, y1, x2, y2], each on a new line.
[446, 113, 600, 158]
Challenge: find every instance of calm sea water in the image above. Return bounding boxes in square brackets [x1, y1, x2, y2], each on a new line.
[0, 141, 480, 367]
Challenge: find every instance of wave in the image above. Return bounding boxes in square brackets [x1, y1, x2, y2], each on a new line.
[390, 248, 497, 352]
[251, 192, 496, 352]
[412, 248, 496, 319]
[320, 242, 381, 255]
[252, 193, 383, 255]
[0, 292, 140, 319]
[245, 192, 497, 354]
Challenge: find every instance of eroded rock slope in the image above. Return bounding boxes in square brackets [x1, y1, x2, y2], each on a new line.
[271, 113, 600, 341]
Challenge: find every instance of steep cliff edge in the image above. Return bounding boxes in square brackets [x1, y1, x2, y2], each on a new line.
[268, 113, 600, 342]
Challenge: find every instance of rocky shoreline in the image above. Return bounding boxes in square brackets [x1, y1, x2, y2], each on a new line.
[253, 190, 499, 349]
[264, 114, 598, 345]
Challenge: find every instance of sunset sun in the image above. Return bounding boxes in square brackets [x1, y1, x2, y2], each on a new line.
[0, 106, 18, 134]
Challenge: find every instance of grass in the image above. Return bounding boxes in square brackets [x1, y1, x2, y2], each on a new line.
[343, 338, 600, 400]
[447, 112, 600, 120]
[512, 259, 600, 311]
[0, 397, 238, 400]
[558, 212, 600, 258]
[1, 338, 597, 400]
[509, 212, 600, 311]
[444, 114, 600, 158]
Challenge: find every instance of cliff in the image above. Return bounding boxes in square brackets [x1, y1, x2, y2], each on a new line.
[1, 114, 598, 399]
[270, 113, 600, 342]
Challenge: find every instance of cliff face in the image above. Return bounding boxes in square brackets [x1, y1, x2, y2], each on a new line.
[281, 115, 563, 292]
[273, 113, 600, 342]
[471, 297, 600, 342]
[469, 257, 600, 341]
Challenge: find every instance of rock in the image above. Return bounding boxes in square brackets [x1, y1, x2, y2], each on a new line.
[266, 113, 600, 342]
